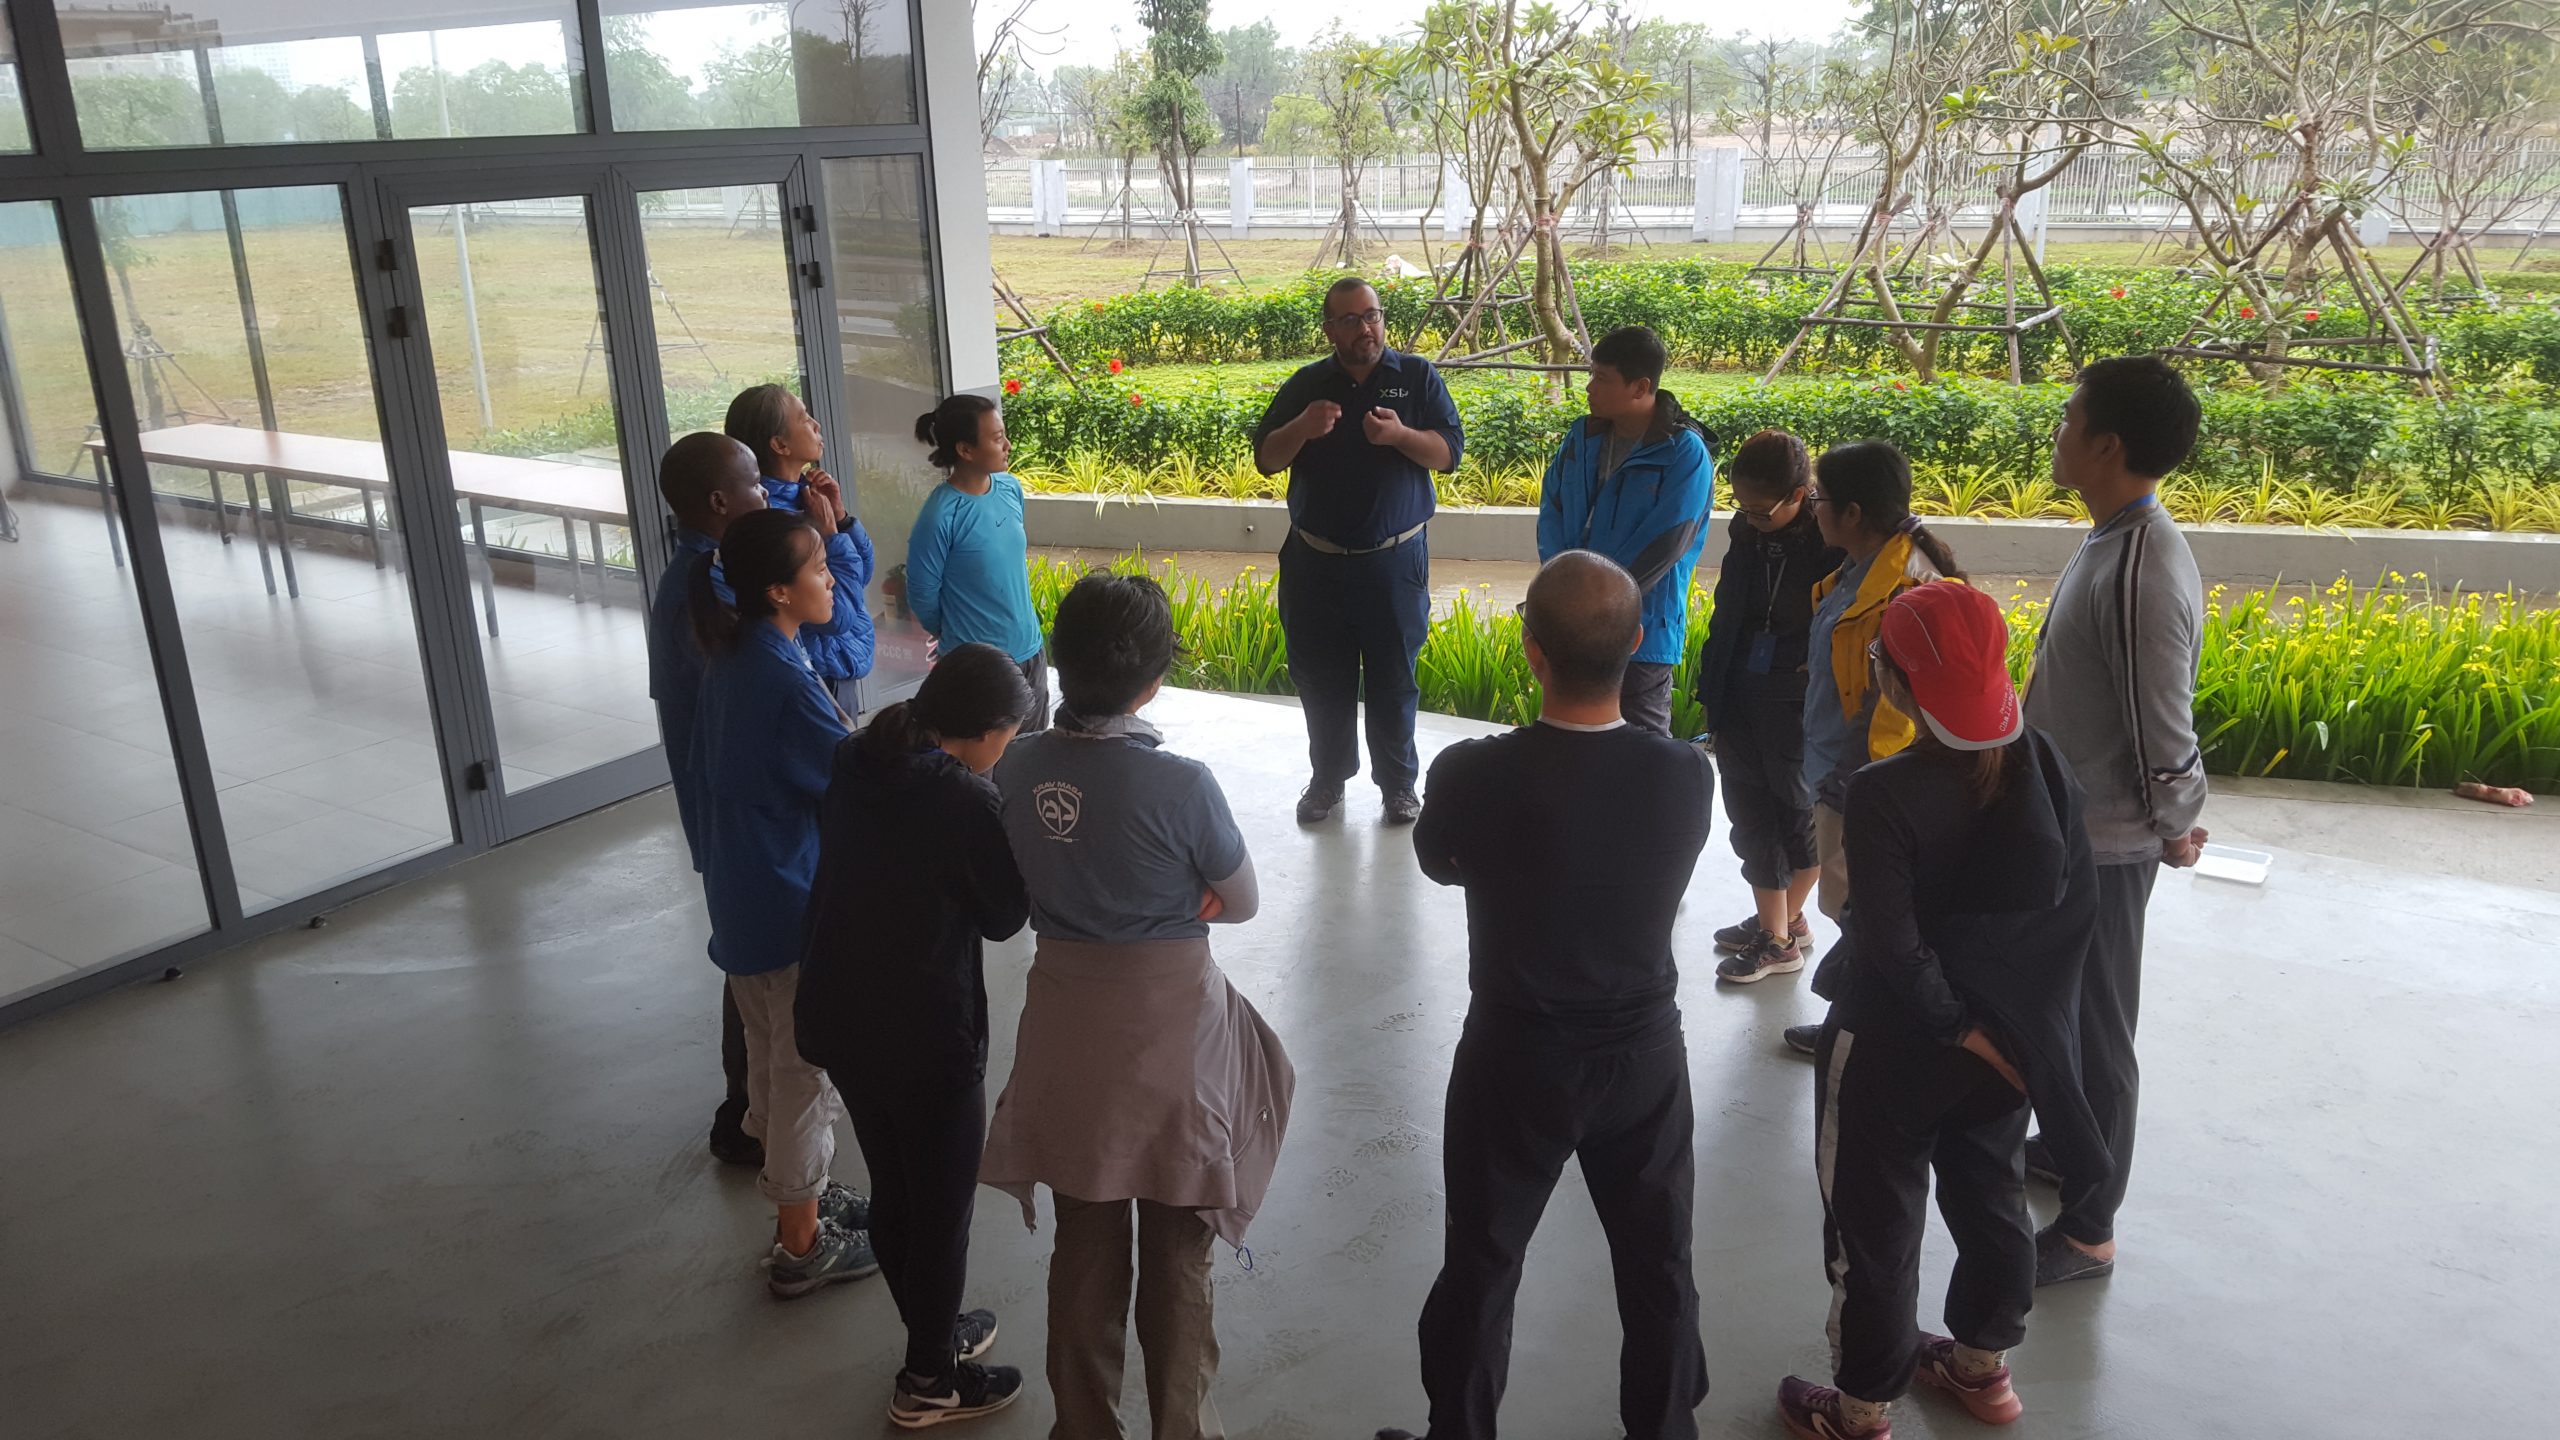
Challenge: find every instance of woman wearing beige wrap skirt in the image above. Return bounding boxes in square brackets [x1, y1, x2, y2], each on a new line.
[982, 573, 1293, 1440]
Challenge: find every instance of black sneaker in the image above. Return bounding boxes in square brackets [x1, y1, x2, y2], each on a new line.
[2023, 1135, 2061, 1187]
[1715, 912, 1811, 953]
[890, 1360, 1024, 1429]
[955, 1308, 999, 1361]
[2034, 1224, 2114, 1287]
[708, 1120, 763, 1169]
[1382, 788, 1423, 826]
[819, 1180, 871, 1232]
[1297, 782, 1345, 824]
[1717, 931, 1808, 984]
[1782, 1023, 1822, 1056]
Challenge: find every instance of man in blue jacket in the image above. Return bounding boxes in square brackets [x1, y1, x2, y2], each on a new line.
[647, 433, 768, 1169]
[1535, 326, 1716, 736]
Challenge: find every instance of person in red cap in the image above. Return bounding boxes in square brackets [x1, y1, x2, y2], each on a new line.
[1778, 581, 2107, 1440]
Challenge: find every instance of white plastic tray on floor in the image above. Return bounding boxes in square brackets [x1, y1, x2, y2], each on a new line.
[2194, 843, 2274, 885]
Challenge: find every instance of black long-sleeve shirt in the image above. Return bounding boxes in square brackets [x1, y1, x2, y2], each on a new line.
[797, 741, 1029, 1084]
[1413, 721, 1714, 1037]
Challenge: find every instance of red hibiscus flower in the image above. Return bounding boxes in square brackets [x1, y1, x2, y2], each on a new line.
[1003, 377, 1023, 395]
[1091, 301, 1105, 312]
[2239, 305, 2257, 319]
[2303, 310, 2320, 323]
[1108, 358, 1124, 375]
[2110, 286, 2126, 299]
[1130, 391, 1146, 406]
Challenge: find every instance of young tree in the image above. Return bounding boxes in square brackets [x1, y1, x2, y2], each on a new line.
[1718, 35, 1865, 271]
[1207, 20, 1297, 155]
[1288, 28, 1402, 266]
[976, 0, 1059, 150]
[2386, 32, 2560, 301]
[1134, 0, 1223, 284]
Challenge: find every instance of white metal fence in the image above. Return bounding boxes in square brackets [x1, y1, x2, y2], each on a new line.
[985, 144, 2560, 239]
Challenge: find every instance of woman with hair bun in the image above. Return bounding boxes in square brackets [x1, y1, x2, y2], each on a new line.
[800, 641, 1039, 1427]
[907, 393, 1049, 733]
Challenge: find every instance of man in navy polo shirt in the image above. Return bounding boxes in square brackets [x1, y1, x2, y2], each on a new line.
[1253, 277, 1466, 826]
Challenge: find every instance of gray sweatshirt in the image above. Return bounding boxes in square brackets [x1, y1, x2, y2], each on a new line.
[2020, 499, 2210, 865]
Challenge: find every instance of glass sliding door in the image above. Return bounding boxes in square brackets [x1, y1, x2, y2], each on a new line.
[90, 186, 457, 916]
[0, 201, 212, 1003]
[405, 193, 656, 803]
[632, 182, 806, 439]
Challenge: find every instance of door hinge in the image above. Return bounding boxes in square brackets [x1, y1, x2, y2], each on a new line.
[800, 260, 825, 290]
[374, 238, 399, 272]
[386, 305, 411, 338]
[793, 203, 816, 234]
[464, 761, 491, 792]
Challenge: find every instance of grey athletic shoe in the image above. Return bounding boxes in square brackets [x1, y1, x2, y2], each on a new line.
[1782, 1023, 1823, 1056]
[1717, 931, 1807, 983]
[819, 1180, 871, 1232]
[768, 1218, 879, 1298]
[1382, 788, 1423, 825]
[2034, 1224, 2114, 1287]
[1717, 912, 1811, 953]
[1297, 782, 1345, 824]
[955, 1308, 999, 1361]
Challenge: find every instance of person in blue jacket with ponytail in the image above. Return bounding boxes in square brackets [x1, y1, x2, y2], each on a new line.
[1534, 325, 1717, 736]
[725, 383, 877, 712]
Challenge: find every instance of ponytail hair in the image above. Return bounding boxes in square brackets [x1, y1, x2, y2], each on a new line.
[690, 507, 818, 655]
[1815, 440, 1965, 579]
[1727, 428, 1811, 500]
[859, 642, 1036, 761]
[915, 393, 999, 470]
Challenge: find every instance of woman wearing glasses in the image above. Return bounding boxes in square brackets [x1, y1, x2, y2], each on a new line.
[1781, 441, 1967, 1054]
[1693, 430, 1843, 985]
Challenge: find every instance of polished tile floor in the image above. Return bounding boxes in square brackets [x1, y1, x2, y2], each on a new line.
[0, 489, 654, 1005]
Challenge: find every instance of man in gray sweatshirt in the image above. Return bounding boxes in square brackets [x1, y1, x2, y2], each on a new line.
[2020, 354, 2212, 1287]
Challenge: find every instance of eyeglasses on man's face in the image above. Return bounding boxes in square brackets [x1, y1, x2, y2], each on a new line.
[1733, 486, 1805, 521]
[1324, 309, 1386, 331]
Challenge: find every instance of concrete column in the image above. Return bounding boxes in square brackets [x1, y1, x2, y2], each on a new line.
[918, 0, 997, 393]
[1441, 159, 1471, 242]
[1694, 148, 1741, 242]
[1029, 161, 1053, 236]
[1230, 157, 1254, 241]
[1042, 159, 1070, 232]
[2015, 184, 2051, 262]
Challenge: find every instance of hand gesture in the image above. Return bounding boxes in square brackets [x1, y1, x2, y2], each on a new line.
[805, 466, 843, 514]
[2161, 826, 2209, 869]
[1296, 400, 1343, 440]
[1960, 1026, 2028, 1093]
[803, 485, 842, 535]
[1198, 887, 1226, 923]
[1363, 406, 1410, 446]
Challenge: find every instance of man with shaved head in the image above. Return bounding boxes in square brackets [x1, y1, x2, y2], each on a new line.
[1380, 551, 1717, 1440]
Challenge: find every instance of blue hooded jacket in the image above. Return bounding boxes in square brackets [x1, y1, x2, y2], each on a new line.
[758, 475, 878, 685]
[645, 526, 720, 872]
[1535, 392, 1716, 666]
[688, 618, 848, 975]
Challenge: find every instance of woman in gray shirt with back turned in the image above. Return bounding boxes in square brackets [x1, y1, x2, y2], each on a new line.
[980, 572, 1293, 1440]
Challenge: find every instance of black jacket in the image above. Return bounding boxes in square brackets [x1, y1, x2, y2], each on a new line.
[1818, 728, 2113, 1194]
[1691, 504, 1842, 728]
[797, 740, 1029, 1084]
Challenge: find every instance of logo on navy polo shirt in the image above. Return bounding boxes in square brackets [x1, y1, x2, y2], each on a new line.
[1381, 388, 1409, 398]
[1033, 781, 1082, 841]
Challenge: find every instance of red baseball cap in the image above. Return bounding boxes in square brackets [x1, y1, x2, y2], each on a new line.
[1877, 582, 2021, 752]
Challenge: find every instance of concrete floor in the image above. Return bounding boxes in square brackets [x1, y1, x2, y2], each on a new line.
[2, 687, 2555, 1440]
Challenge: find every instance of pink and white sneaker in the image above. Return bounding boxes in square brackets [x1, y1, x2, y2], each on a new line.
[1913, 1334, 2025, 1424]
[1778, 1375, 1891, 1439]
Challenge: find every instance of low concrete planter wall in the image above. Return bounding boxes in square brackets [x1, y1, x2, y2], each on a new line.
[1025, 493, 2560, 593]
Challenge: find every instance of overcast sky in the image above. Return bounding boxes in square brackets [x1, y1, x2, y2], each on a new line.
[979, 0, 1862, 74]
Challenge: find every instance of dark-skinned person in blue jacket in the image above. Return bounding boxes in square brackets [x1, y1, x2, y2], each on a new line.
[725, 382, 878, 712]
[688, 507, 877, 1299]
[646, 432, 770, 1171]
[1778, 582, 2106, 1440]
[1535, 325, 1716, 736]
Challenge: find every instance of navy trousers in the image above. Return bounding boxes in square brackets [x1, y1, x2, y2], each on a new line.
[1276, 528, 1431, 794]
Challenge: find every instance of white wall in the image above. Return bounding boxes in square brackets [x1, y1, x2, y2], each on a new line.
[917, 0, 999, 396]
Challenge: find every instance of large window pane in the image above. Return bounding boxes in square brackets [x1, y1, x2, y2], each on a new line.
[0, 201, 210, 1003]
[52, 2, 588, 150]
[637, 183, 805, 438]
[0, 3, 28, 152]
[602, 1, 916, 131]
[409, 197, 658, 797]
[823, 154, 940, 701]
[94, 186, 456, 915]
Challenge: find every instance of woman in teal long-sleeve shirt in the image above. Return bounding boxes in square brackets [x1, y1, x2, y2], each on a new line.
[908, 395, 1049, 732]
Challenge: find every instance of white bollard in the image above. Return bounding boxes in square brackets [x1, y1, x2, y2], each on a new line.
[1230, 158, 1254, 241]
[1695, 149, 1742, 242]
[2015, 185, 2050, 262]
[1442, 159, 1471, 243]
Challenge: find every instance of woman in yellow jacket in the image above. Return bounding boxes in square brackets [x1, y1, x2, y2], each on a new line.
[1782, 441, 1967, 1054]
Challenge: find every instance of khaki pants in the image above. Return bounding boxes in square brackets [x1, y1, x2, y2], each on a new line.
[1815, 802, 1851, 923]
[1048, 1193, 1223, 1440]
[727, 966, 838, 1205]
